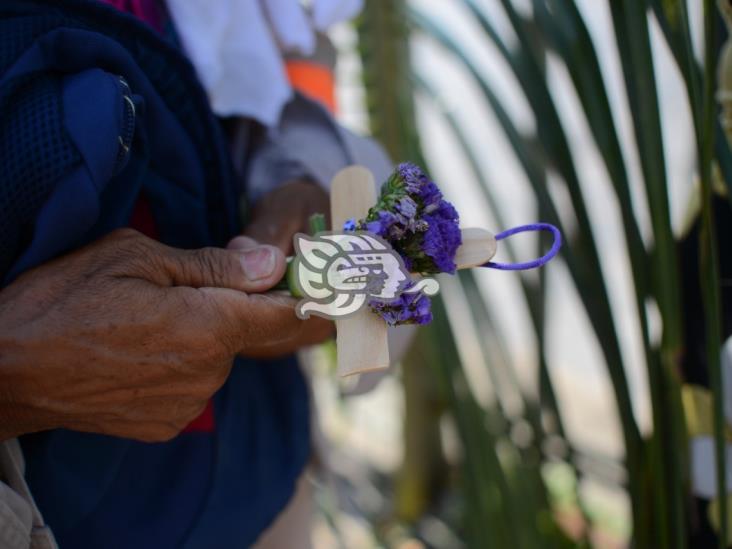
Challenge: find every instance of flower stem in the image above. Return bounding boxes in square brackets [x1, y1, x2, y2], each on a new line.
[308, 213, 327, 234]
[274, 213, 328, 295]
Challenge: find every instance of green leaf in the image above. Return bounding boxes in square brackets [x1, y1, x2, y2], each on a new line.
[412, 1, 643, 525]
[695, 1, 727, 546]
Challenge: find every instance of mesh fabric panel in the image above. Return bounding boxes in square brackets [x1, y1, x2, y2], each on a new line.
[0, 74, 81, 275]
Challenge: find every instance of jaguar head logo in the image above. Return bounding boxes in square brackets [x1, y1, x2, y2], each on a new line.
[293, 232, 418, 320]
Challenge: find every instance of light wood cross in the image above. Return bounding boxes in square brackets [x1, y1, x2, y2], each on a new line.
[330, 166, 498, 377]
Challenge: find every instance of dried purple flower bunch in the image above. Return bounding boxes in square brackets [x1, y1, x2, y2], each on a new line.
[348, 162, 462, 326]
[368, 282, 434, 326]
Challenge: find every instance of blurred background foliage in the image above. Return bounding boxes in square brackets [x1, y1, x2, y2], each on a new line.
[310, 0, 731, 547]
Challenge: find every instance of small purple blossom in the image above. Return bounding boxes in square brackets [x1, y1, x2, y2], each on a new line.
[369, 282, 433, 326]
[395, 163, 442, 208]
[365, 220, 383, 235]
[396, 196, 418, 218]
[343, 218, 357, 231]
[419, 181, 442, 209]
[433, 199, 459, 221]
[422, 209, 461, 274]
[397, 162, 425, 193]
[365, 211, 399, 237]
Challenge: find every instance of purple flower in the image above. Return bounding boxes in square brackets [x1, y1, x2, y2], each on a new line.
[396, 196, 418, 218]
[395, 163, 442, 209]
[364, 220, 383, 235]
[433, 200, 459, 221]
[397, 162, 425, 193]
[354, 162, 461, 325]
[369, 282, 433, 326]
[421, 204, 461, 274]
[402, 255, 414, 272]
[343, 218, 357, 231]
[420, 181, 442, 210]
[365, 211, 400, 237]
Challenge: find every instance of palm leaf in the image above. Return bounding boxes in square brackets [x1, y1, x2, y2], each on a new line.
[411, 2, 643, 522]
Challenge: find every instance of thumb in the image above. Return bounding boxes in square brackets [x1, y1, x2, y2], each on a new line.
[160, 243, 287, 293]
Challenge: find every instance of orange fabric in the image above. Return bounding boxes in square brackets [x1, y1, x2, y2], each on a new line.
[285, 60, 337, 114]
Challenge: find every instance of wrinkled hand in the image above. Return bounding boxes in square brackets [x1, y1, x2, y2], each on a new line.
[244, 179, 330, 254]
[0, 229, 331, 442]
[226, 234, 334, 352]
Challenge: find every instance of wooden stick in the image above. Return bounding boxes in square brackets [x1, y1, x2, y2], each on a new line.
[330, 166, 390, 377]
[329, 167, 499, 376]
[455, 228, 497, 270]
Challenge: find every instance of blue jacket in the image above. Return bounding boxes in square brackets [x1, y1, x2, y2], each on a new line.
[0, 1, 309, 547]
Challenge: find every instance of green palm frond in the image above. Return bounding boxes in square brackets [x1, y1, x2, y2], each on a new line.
[355, 0, 727, 546]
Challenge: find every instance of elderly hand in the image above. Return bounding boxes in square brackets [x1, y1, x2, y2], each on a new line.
[243, 179, 330, 254]
[0, 229, 331, 442]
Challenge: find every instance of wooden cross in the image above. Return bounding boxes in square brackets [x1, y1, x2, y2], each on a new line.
[330, 166, 498, 377]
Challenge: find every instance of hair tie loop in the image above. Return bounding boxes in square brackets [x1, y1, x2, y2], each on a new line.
[483, 223, 562, 271]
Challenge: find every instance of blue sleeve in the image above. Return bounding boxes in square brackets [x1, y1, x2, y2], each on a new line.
[0, 68, 139, 284]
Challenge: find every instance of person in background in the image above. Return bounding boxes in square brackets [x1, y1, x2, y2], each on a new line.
[0, 0, 389, 548]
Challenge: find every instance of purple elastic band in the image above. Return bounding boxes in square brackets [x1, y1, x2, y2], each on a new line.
[483, 223, 562, 271]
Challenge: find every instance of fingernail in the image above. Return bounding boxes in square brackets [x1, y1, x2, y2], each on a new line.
[227, 236, 259, 251]
[241, 246, 276, 281]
